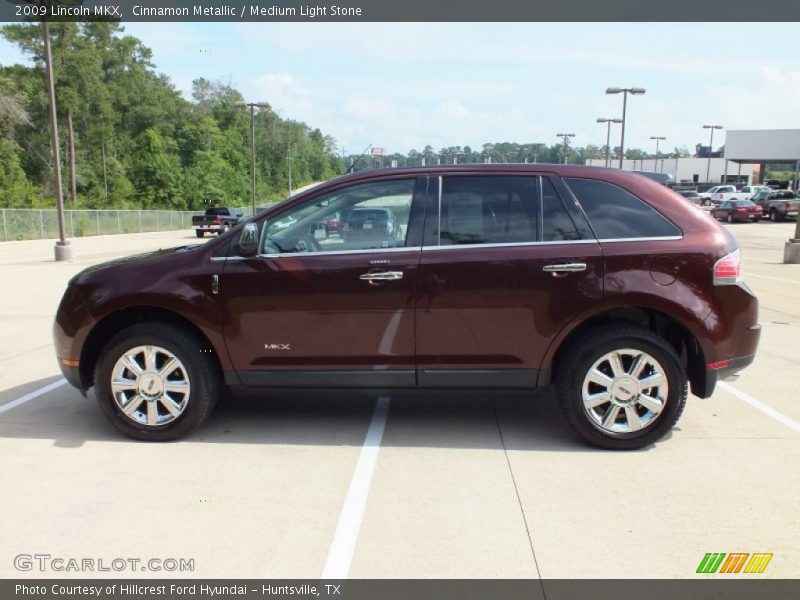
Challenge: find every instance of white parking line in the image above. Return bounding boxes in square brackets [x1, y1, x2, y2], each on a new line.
[743, 272, 800, 285]
[0, 378, 67, 415]
[718, 382, 800, 433]
[322, 396, 390, 579]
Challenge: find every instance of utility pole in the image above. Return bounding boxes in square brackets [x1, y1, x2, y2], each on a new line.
[287, 143, 293, 196]
[234, 101, 271, 213]
[650, 136, 666, 172]
[703, 125, 723, 184]
[557, 133, 575, 164]
[597, 118, 622, 167]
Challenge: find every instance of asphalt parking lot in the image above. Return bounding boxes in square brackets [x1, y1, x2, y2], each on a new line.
[0, 221, 798, 580]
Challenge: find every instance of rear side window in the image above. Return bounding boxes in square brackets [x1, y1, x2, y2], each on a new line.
[542, 179, 580, 241]
[565, 178, 681, 239]
[440, 176, 538, 245]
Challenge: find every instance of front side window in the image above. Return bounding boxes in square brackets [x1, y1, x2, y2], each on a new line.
[565, 177, 681, 240]
[439, 176, 538, 245]
[262, 179, 416, 254]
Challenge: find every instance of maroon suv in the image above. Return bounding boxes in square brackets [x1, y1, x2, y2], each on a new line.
[53, 165, 760, 449]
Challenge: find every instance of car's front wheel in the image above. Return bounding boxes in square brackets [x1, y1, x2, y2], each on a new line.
[556, 325, 687, 450]
[94, 322, 220, 441]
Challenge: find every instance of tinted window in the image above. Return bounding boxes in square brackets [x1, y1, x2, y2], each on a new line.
[565, 177, 681, 239]
[440, 176, 538, 245]
[542, 179, 580, 241]
[206, 208, 230, 216]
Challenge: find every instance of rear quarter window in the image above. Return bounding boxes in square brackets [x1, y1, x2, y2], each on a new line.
[564, 177, 682, 240]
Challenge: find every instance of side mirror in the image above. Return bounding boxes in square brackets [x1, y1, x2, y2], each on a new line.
[238, 222, 259, 257]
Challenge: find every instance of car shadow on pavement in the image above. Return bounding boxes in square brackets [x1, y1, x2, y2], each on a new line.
[0, 377, 661, 452]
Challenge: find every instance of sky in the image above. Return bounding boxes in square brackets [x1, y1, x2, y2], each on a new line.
[1, 21, 799, 156]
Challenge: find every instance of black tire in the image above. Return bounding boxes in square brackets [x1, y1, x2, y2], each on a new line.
[94, 322, 220, 441]
[769, 209, 777, 222]
[556, 325, 687, 450]
[726, 213, 733, 223]
[195, 230, 204, 238]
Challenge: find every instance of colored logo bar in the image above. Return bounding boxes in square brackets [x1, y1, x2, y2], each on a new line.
[696, 553, 772, 574]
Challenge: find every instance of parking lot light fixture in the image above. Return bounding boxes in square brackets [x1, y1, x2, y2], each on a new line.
[650, 136, 666, 172]
[606, 87, 646, 169]
[703, 125, 723, 184]
[234, 101, 272, 213]
[598, 118, 623, 167]
[557, 133, 576, 164]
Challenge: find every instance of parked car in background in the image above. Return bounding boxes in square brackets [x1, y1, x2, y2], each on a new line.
[699, 185, 736, 206]
[341, 207, 403, 245]
[751, 189, 800, 222]
[191, 207, 244, 237]
[677, 190, 702, 205]
[714, 185, 771, 205]
[54, 165, 760, 450]
[710, 200, 763, 223]
[320, 212, 343, 237]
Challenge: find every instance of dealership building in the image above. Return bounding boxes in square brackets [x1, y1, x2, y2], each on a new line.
[586, 129, 800, 187]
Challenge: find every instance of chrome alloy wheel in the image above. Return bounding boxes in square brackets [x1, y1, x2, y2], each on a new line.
[581, 348, 668, 434]
[110, 345, 191, 427]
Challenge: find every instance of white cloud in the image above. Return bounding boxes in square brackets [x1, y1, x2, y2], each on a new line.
[438, 100, 470, 120]
[252, 73, 313, 113]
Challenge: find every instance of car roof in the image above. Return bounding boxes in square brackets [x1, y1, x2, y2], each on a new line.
[309, 163, 674, 195]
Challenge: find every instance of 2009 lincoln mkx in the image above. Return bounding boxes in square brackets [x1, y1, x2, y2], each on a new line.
[53, 164, 760, 449]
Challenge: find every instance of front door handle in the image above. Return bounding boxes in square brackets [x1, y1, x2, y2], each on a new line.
[542, 263, 587, 273]
[359, 271, 404, 281]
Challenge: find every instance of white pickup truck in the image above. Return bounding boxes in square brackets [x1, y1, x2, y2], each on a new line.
[710, 185, 771, 206]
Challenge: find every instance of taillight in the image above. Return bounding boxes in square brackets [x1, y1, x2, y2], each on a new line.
[713, 249, 742, 286]
[215, 216, 221, 223]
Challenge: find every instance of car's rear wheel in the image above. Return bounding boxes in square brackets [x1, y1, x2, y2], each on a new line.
[195, 230, 204, 238]
[94, 322, 220, 441]
[769, 209, 778, 222]
[727, 213, 733, 223]
[556, 325, 687, 450]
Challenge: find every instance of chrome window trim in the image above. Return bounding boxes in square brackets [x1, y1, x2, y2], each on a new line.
[257, 245, 423, 259]
[595, 235, 683, 243]
[212, 235, 683, 260]
[422, 239, 599, 251]
[421, 235, 682, 252]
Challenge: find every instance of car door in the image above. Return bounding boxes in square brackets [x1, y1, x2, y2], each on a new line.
[220, 176, 426, 388]
[414, 173, 603, 388]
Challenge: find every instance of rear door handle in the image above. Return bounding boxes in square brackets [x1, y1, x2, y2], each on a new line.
[542, 263, 587, 273]
[359, 271, 404, 281]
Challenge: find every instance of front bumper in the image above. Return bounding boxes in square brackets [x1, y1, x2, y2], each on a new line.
[57, 361, 85, 394]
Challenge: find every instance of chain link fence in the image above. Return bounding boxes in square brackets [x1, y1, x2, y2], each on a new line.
[0, 207, 267, 242]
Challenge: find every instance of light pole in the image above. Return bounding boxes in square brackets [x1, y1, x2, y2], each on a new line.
[41, 19, 73, 261]
[606, 87, 646, 169]
[703, 125, 723, 184]
[597, 118, 622, 167]
[234, 101, 271, 213]
[557, 133, 575, 164]
[650, 136, 666, 172]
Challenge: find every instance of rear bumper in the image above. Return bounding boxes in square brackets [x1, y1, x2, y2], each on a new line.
[700, 354, 756, 397]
